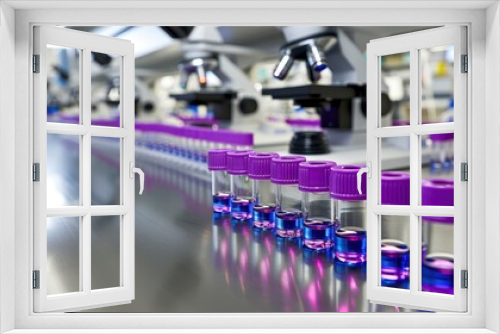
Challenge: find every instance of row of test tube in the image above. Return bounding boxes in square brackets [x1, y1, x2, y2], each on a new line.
[208, 149, 455, 295]
[134, 122, 253, 175]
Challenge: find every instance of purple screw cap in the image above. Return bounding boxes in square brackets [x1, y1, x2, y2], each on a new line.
[226, 150, 255, 175]
[299, 161, 337, 192]
[329, 164, 366, 201]
[207, 149, 230, 171]
[422, 178, 454, 223]
[429, 133, 454, 142]
[381, 171, 410, 205]
[248, 152, 280, 180]
[270, 156, 307, 185]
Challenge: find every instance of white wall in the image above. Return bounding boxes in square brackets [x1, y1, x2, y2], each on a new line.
[0, 2, 16, 333]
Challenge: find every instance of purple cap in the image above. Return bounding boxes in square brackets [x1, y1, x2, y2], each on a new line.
[248, 152, 280, 180]
[422, 178, 454, 223]
[429, 133, 454, 142]
[207, 149, 230, 171]
[270, 156, 307, 185]
[226, 150, 255, 175]
[329, 164, 366, 201]
[381, 171, 410, 205]
[286, 118, 321, 127]
[298, 161, 337, 192]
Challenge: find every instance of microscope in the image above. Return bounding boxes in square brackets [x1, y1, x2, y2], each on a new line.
[169, 26, 265, 126]
[262, 26, 393, 154]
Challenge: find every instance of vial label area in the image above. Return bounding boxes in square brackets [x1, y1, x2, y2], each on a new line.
[422, 254, 454, 295]
[253, 204, 277, 230]
[335, 226, 367, 264]
[381, 239, 410, 281]
[230, 196, 254, 220]
[275, 211, 304, 238]
[213, 193, 231, 213]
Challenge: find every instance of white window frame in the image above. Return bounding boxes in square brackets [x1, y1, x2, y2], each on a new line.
[33, 26, 136, 313]
[366, 26, 467, 312]
[1, 1, 498, 333]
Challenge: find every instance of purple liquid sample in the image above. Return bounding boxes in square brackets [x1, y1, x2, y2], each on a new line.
[422, 254, 454, 295]
[275, 211, 304, 238]
[230, 196, 254, 220]
[303, 218, 335, 250]
[335, 226, 367, 264]
[381, 239, 409, 281]
[213, 192, 231, 213]
[253, 204, 276, 230]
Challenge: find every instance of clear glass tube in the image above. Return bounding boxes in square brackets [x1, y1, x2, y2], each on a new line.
[302, 192, 335, 250]
[333, 199, 367, 263]
[275, 184, 303, 238]
[230, 174, 253, 220]
[381, 216, 410, 281]
[252, 179, 276, 230]
[211, 170, 230, 213]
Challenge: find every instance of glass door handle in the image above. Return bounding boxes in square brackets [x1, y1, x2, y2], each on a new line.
[129, 162, 145, 195]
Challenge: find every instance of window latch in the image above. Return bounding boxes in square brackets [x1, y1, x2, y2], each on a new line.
[357, 163, 370, 195]
[129, 162, 144, 195]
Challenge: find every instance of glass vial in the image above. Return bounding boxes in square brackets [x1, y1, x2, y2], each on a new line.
[270, 155, 306, 238]
[380, 172, 411, 282]
[422, 178, 454, 295]
[248, 152, 280, 230]
[208, 149, 231, 213]
[299, 161, 337, 250]
[227, 150, 255, 220]
[330, 164, 367, 264]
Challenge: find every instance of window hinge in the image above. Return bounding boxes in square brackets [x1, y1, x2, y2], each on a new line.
[33, 54, 40, 73]
[33, 270, 40, 289]
[461, 270, 468, 289]
[461, 162, 468, 181]
[461, 54, 468, 73]
[33, 163, 40, 182]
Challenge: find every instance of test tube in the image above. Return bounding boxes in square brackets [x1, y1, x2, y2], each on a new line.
[381, 172, 411, 282]
[429, 133, 454, 175]
[248, 152, 280, 230]
[270, 156, 307, 238]
[208, 149, 231, 213]
[330, 164, 367, 264]
[299, 161, 337, 250]
[422, 178, 454, 295]
[227, 150, 255, 220]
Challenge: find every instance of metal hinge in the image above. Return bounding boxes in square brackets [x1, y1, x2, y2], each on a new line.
[461, 270, 468, 289]
[461, 162, 468, 181]
[33, 163, 40, 182]
[33, 270, 40, 289]
[33, 54, 40, 73]
[461, 54, 468, 73]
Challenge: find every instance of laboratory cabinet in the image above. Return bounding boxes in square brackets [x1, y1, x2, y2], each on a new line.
[0, 1, 499, 334]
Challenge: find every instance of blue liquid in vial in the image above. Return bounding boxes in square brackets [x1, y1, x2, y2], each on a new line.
[230, 197, 254, 220]
[252, 204, 276, 230]
[422, 254, 454, 295]
[303, 218, 335, 250]
[275, 211, 304, 238]
[213, 193, 231, 213]
[381, 240, 409, 281]
[335, 226, 367, 264]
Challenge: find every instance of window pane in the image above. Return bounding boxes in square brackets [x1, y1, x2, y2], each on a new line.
[91, 215, 121, 290]
[91, 52, 121, 127]
[421, 133, 454, 180]
[91, 137, 121, 205]
[380, 137, 410, 206]
[380, 52, 410, 127]
[47, 45, 80, 125]
[380, 215, 410, 290]
[421, 216, 454, 295]
[420, 45, 454, 124]
[47, 133, 80, 207]
[47, 216, 80, 295]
